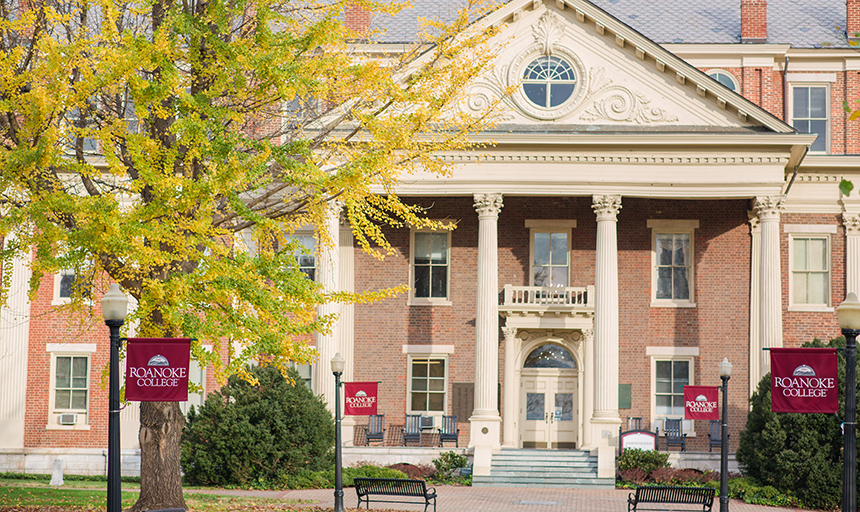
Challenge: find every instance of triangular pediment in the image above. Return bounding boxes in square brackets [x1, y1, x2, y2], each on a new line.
[466, 0, 793, 134]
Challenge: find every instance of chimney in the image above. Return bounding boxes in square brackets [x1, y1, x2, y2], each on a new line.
[344, 2, 371, 37]
[741, 0, 768, 43]
[849, 0, 860, 44]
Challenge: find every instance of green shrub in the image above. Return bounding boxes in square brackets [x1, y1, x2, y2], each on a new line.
[432, 451, 468, 477]
[617, 449, 671, 475]
[736, 337, 849, 511]
[181, 365, 334, 486]
[278, 465, 407, 489]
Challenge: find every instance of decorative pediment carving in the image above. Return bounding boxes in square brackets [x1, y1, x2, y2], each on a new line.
[533, 12, 564, 56]
[580, 68, 678, 124]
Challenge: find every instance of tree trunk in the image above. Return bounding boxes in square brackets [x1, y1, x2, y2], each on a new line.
[129, 401, 187, 512]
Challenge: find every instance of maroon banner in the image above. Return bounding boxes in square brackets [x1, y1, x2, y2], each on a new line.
[125, 338, 191, 402]
[344, 382, 378, 415]
[684, 386, 719, 420]
[771, 348, 838, 414]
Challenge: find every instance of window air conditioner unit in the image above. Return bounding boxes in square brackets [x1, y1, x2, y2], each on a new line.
[420, 416, 435, 429]
[59, 413, 77, 425]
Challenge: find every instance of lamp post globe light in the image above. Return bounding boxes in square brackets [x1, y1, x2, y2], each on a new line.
[101, 283, 128, 512]
[838, 292, 860, 512]
[718, 357, 732, 512]
[331, 353, 345, 512]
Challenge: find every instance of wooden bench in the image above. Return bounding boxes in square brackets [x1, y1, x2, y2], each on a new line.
[628, 485, 715, 512]
[354, 477, 437, 512]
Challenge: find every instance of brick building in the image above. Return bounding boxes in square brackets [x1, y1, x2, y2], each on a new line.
[1, 0, 860, 483]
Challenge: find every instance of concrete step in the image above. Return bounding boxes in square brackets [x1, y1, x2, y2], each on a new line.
[481, 449, 609, 489]
[472, 475, 615, 488]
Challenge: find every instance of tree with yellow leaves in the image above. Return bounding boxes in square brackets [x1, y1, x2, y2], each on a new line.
[0, 0, 504, 508]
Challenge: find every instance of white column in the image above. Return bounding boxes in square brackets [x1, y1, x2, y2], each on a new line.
[470, 193, 503, 476]
[748, 212, 762, 397]
[591, 195, 622, 435]
[313, 203, 342, 413]
[754, 196, 784, 375]
[580, 328, 594, 450]
[339, 211, 356, 445]
[0, 238, 31, 449]
[844, 214, 860, 296]
[501, 326, 518, 448]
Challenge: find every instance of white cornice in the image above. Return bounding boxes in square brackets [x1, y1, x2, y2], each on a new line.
[797, 155, 860, 171]
[663, 44, 791, 56]
[464, 132, 816, 148]
[438, 153, 788, 165]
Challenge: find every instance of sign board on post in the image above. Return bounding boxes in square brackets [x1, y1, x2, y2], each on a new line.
[125, 338, 191, 402]
[620, 430, 657, 452]
[684, 385, 719, 420]
[771, 348, 838, 414]
[344, 382, 378, 415]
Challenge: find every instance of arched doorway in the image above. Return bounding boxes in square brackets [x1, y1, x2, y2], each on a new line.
[519, 343, 578, 449]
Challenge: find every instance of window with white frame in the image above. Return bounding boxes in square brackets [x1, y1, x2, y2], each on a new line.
[648, 347, 697, 434]
[47, 343, 96, 429]
[648, 220, 698, 307]
[786, 225, 835, 310]
[52, 267, 92, 305]
[179, 358, 206, 416]
[291, 362, 313, 391]
[290, 234, 316, 281]
[408, 357, 447, 413]
[706, 69, 738, 92]
[791, 85, 829, 153]
[527, 220, 575, 288]
[410, 230, 450, 304]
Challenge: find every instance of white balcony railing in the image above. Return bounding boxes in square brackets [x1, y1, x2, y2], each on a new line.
[501, 284, 595, 309]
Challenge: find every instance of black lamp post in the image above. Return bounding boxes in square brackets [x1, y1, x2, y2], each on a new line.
[838, 292, 860, 512]
[101, 283, 128, 512]
[718, 357, 732, 512]
[331, 353, 345, 512]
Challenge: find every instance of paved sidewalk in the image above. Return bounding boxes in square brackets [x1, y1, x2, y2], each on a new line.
[194, 486, 817, 512]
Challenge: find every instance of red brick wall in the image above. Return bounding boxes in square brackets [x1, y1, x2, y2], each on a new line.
[24, 273, 110, 448]
[353, 196, 753, 451]
[780, 213, 844, 346]
[849, 0, 860, 39]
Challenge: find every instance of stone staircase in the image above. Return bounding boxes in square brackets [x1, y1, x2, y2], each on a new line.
[471, 448, 615, 488]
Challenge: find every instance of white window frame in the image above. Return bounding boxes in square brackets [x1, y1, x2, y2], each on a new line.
[786, 224, 836, 312]
[526, 220, 576, 288]
[403, 346, 453, 419]
[647, 346, 698, 436]
[52, 269, 77, 305]
[789, 83, 830, 154]
[648, 220, 698, 308]
[179, 346, 211, 416]
[409, 228, 452, 306]
[289, 233, 316, 281]
[46, 343, 96, 430]
[706, 69, 739, 92]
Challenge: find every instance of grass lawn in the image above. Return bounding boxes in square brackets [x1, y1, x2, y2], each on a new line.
[0, 483, 316, 511]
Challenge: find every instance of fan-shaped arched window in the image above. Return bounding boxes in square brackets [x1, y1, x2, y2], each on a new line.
[706, 70, 738, 92]
[523, 344, 577, 369]
[522, 57, 577, 108]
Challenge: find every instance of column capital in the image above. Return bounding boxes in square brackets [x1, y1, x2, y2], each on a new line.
[747, 210, 761, 233]
[474, 193, 503, 218]
[845, 214, 860, 235]
[753, 196, 785, 220]
[592, 195, 622, 220]
[501, 326, 518, 341]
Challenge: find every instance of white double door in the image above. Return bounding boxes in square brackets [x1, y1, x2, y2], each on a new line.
[520, 369, 578, 449]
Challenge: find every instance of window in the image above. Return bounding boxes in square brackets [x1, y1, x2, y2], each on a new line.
[410, 230, 450, 305]
[786, 225, 835, 310]
[46, 343, 96, 429]
[179, 358, 206, 416]
[647, 346, 697, 434]
[290, 234, 316, 280]
[527, 220, 575, 288]
[706, 70, 738, 92]
[791, 85, 828, 153]
[522, 56, 577, 109]
[291, 362, 312, 391]
[409, 358, 447, 413]
[65, 106, 99, 154]
[648, 220, 698, 307]
[52, 268, 92, 305]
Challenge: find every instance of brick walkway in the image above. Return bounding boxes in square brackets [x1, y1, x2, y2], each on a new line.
[195, 486, 817, 512]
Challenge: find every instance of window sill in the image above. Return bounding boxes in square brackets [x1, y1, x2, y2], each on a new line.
[45, 424, 91, 431]
[788, 305, 834, 313]
[650, 301, 697, 309]
[408, 299, 453, 307]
